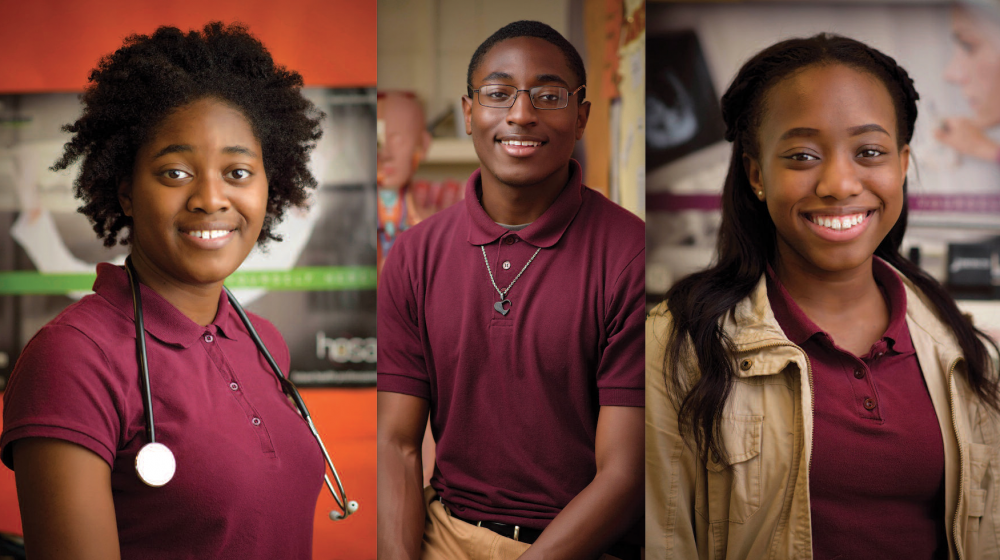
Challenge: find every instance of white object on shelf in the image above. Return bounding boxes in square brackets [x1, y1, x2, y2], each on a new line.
[424, 138, 478, 165]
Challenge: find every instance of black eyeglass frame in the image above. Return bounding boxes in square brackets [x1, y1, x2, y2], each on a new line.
[467, 84, 587, 109]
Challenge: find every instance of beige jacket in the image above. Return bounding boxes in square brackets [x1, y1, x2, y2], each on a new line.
[646, 272, 1000, 560]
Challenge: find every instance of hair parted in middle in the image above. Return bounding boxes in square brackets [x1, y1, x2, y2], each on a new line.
[466, 20, 587, 102]
[663, 32, 1000, 469]
[53, 21, 325, 248]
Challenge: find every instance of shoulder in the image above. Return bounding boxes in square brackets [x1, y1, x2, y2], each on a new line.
[399, 201, 466, 249]
[242, 311, 289, 356]
[579, 187, 644, 247]
[38, 293, 133, 352]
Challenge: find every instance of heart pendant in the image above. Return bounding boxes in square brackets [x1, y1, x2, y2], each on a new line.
[494, 299, 511, 316]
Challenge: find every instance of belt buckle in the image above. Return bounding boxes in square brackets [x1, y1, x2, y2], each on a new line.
[475, 520, 520, 542]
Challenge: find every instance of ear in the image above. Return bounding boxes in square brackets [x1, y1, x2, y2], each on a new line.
[118, 178, 134, 217]
[743, 154, 766, 201]
[575, 100, 591, 140]
[899, 143, 911, 179]
[462, 95, 473, 136]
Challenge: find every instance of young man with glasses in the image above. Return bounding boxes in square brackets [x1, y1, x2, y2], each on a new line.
[377, 21, 644, 560]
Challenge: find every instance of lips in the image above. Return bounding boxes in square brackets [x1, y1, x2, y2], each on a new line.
[497, 135, 546, 158]
[180, 224, 237, 249]
[801, 209, 875, 242]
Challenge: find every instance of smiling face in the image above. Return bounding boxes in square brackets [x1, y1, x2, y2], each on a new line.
[120, 97, 268, 289]
[462, 36, 589, 192]
[745, 64, 910, 278]
[946, 7, 1000, 127]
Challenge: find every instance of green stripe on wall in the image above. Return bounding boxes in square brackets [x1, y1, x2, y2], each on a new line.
[0, 266, 377, 295]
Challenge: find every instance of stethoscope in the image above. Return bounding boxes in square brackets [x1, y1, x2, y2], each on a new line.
[124, 257, 359, 520]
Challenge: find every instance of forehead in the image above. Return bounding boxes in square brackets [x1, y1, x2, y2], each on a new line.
[146, 99, 259, 148]
[760, 64, 898, 141]
[473, 36, 575, 85]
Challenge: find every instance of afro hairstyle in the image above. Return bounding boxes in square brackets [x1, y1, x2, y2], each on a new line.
[466, 20, 586, 102]
[53, 21, 325, 247]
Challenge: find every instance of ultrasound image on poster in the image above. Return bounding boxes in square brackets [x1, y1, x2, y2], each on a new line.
[646, 29, 726, 172]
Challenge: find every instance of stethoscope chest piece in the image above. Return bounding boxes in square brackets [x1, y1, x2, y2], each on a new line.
[136, 442, 176, 487]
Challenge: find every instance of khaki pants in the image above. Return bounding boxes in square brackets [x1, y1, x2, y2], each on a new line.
[421, 487, 623, 560]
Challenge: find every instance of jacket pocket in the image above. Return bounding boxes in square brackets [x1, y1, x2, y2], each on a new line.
[699, 415, 763, 524]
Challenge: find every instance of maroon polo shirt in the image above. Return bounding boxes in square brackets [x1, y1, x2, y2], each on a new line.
[766, 258, 946, 560]
[2, 264, 323, 559]
[377, 160, 645, 529]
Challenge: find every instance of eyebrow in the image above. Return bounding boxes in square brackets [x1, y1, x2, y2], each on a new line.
[478, 72, 571, 88]
[151, 144, 259, 159]
[779, 124, 890, 141]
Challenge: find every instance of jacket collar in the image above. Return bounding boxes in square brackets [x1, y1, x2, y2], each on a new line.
[465, 159, 585, 248]
[94, 262, 244, 348]
[725, 260, 962, 378]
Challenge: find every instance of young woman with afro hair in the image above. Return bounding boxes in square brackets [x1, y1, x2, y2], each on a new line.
[1, 22, 331, 559]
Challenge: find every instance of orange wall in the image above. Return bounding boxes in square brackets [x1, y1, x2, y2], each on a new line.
[0, 0, 376, 92]
[0, 387, 377, 559]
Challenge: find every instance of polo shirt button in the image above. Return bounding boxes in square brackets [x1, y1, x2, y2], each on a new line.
[863, 398, 876, 411]
[230, 382, 239, 391]
[252, 417, 261, 426]
[739, 359, 752, 371]
[854, 368, 865, 379]
[204, 334, 214, 343]
[502, 261, 511, 270]
[504, 236, 516, 245]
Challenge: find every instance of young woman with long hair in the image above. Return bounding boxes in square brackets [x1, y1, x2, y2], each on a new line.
[647, 34, 1000, 559]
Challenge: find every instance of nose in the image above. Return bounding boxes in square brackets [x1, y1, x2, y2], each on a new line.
[814, 154, 863, 200]
[506, 90, 538, 127]
[187, 174, 230, 214]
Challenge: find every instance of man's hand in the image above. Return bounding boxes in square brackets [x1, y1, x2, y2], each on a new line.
[936, 117, 1000, 162]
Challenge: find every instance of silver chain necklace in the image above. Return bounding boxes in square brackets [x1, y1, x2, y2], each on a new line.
[481, 245, 541, 316]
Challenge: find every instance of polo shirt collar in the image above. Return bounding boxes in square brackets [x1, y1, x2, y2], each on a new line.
[93, 262, 243, 348]
[764, 256, 913, 354]
[465, 159, 585, 248]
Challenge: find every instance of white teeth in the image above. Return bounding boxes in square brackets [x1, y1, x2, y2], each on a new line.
[502, 139, 541, 147]
[187, 230, 230, 239]
[810, 213, 866, 231]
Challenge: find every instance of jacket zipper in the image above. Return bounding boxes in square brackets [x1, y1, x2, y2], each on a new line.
[947, 357, 964, 560]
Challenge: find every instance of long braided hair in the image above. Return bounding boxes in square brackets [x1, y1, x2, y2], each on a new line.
[664, 33, 1000, 468]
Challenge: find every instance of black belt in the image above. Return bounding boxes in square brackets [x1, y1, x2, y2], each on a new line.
[446, 508, 641, 560]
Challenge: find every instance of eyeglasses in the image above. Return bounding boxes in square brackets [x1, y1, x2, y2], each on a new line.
[468, 84, 586, 110]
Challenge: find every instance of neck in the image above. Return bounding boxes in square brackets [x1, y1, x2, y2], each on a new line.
[129, 249, 223, 327]
[772, 246, 883, 319]
[479, 162, 570, 225]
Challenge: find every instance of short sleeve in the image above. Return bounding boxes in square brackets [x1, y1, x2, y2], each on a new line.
[1, 324, 125, 469]
[376, 236, 431, 399]
[596, 247, 645, 407]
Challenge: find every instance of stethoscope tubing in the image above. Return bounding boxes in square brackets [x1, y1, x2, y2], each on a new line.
[124, 257, 356, 519]
[125, 261, 157, 444]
